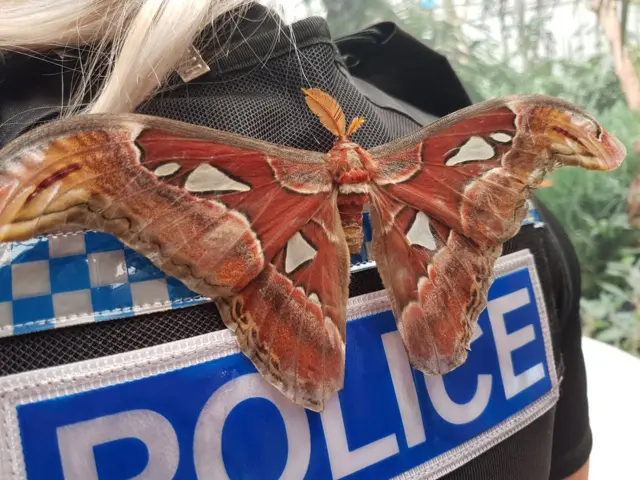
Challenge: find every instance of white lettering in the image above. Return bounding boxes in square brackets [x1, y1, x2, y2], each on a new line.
[424, 323, 492, 424]
[56, 409, 179, 480]
[193, 373, 311, 480]
[425, 375, 492, 424]
[382, 332, 426, 447]
[488, 288, 545, 399]
[321, 395, 399, 479]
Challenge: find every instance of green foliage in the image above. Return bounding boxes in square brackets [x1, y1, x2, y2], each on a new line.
[581, 251, 640, 354]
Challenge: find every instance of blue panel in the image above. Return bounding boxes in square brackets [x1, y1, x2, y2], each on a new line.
[94, 438, 149, 479]
[91, 284, 133, 320]
[84, 232, 124, 253]
[0, 265, 11, 302]
[125, 249, 166, 283]
[17, 262, 554, 480]
[166, 277, 201, 304]
[222, 399, 289, 479]
[362, 212, 373, 243]
[11, 239, 49, 264]
[12, 295, 54, 333]
[49, 256, 91, 293]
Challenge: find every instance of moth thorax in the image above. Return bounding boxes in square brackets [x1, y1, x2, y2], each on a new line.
[343, 149, 367, 176]
[337, 193, 367, 254]
[329, 142, 370, 185]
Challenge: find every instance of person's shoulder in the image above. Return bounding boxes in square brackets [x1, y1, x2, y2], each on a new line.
[534, 198, 582, 331]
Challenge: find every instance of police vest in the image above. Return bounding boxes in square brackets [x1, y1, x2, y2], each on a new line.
[0, 6, 588, 479]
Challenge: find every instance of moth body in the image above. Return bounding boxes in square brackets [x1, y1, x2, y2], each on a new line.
[329, 139, 374, 254]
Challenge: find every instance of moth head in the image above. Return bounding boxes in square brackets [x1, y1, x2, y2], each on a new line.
[533, 102, 626, 171]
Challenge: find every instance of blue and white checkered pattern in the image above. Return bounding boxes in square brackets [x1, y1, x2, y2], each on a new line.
[0, 201, 542, 337]
[524, 202, 544, 227]
[0, 232, 206, 337]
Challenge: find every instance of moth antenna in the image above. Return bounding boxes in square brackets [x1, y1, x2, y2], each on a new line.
[347, 117, 365, 137]
[302, 88, 346, 138]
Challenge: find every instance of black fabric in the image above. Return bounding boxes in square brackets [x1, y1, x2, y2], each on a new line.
[138, 19, 426, 151]
[536, 201, 593, 480]
[335, 21, 472, 118]
[0, 302, 224, 376]
[0, 5, 591, 479]
[0, 52, 73, 147]
[444, 409, 556, 480]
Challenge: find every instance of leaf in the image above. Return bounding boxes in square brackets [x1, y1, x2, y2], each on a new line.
[302, 88, 346, 137]
[600, 282, 628, 299]
[596, 325, 625, 343]
[347, 117, 365, 136]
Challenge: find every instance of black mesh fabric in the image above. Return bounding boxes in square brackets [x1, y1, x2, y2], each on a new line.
[0, 303, 224, 376]
[138, 18, 421, 151]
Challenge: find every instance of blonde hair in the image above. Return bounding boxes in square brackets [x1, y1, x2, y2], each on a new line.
[0, 0, 259, 115]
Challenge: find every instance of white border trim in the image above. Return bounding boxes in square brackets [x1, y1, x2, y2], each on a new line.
[0, 249, 558, 480]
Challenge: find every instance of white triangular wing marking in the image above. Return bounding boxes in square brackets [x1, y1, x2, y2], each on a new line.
[308, 292, 321, 305]
[184, 163, 250, 193]
[153, 162, 181, 177]
[406, 211, 437, 250]
[285, 232, 317, 274]
[446, 136, 495, 166]
[489, 132, 512, 143]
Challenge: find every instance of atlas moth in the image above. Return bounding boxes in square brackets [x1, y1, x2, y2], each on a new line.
[0, 88, 626, 411]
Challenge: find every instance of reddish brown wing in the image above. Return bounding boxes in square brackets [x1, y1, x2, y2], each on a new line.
[216, 195, 349, 411]
[0, 114, 349, 410]
[368, 94, 626, 374]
